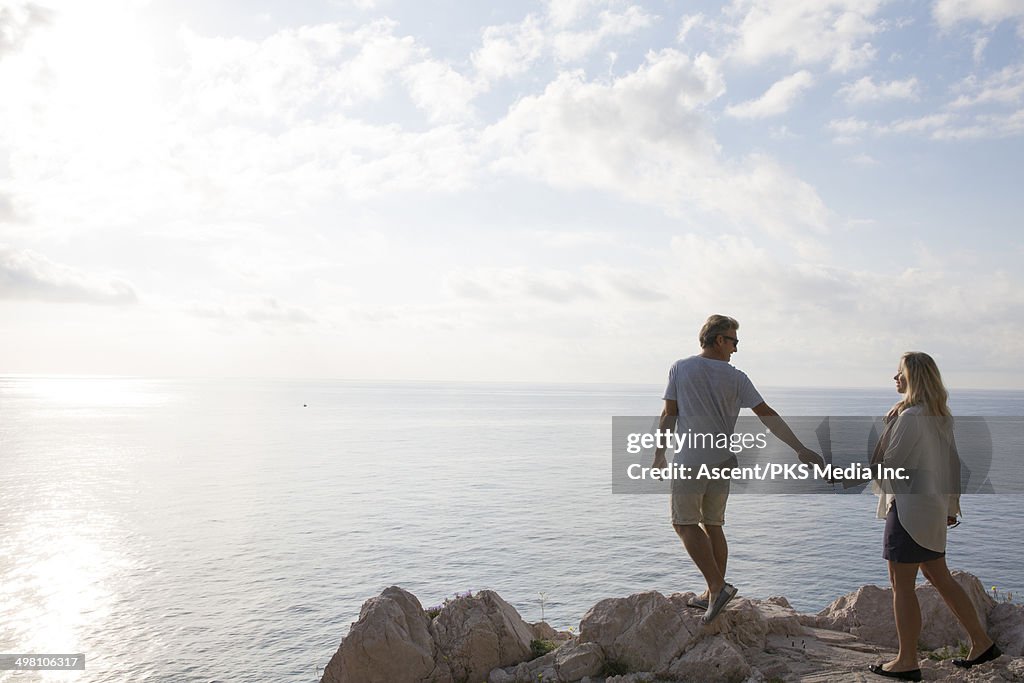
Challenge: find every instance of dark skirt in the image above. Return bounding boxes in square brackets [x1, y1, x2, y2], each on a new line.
[883, 502, 944, 564]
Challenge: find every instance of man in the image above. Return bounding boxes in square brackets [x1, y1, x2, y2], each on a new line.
[652, 314, 823, 624]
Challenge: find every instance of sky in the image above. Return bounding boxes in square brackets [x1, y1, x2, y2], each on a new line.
[1, 0, 1023, 388]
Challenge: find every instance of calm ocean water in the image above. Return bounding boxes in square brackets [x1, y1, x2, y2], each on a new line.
[2, 378, 1023, 682]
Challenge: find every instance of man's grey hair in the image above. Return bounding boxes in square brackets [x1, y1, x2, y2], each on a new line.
[699, 314, 739, 349]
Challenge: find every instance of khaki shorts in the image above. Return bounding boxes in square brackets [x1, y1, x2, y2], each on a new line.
[671, 476, 730, 526]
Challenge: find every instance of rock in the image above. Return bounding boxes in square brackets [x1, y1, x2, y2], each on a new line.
[916, 571, 995, 650]
[665, 636, 750, 682]
[432, 589, 535, 683]
[323, 573, 1022, 683]
[807, 583, 896, 646]
[698, 597, 807, 648]
[578, 591, 700, 672]
[320, 586, 450, 683]
[554, 641, 605, 681]
[807, 571, 995, 649]
[530, 621, 572, 642]
[489, 641, 602, 683]
[989, 601, 1024, 656]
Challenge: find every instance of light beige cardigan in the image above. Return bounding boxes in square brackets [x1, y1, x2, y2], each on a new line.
[875, 405, 962, 553]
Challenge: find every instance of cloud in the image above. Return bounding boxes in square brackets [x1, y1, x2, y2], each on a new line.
[0, 192, 16, 222]
[725, 70, 815, 118]
[837, 75, 921, 104]
[949, 63, 1024, 108]
[933, 0, 1024, 30]
[245, 298, 316, 324]
[827, 108, 1024, 141]
[547, 0, 602, 29]
[0, 246, 137, 304]
[551, 5, 656, 63]
[0, 2, 52, 60]
[677, 13, 707, 43]
[189, 297, 315, 325]
[447, 268, 599, 304]
[402, 59, 481, 123]
[725, 0, 884, 72]
[177, 20, 425, 122]
[472, 15, 545, 82]
[472, 4, 654, 83]
[485, 50, 831, 248]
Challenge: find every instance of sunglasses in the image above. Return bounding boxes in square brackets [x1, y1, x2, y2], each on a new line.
[721, 335, 739, 346]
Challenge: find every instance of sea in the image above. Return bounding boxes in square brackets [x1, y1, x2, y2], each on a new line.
[2, 378, 1023, 682]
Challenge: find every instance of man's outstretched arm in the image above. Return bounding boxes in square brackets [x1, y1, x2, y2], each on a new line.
[751, 402, 824, 467]
[652, 399, 678, 469]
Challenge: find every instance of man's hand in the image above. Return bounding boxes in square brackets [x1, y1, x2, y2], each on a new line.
[797, 447, 824, 467]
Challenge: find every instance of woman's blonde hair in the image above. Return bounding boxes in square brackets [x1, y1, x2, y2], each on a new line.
[898, 351, 952, 419]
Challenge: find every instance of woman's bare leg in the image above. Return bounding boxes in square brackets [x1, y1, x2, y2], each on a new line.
[920, 556, 993, 659]
[885, 561, 923, 671]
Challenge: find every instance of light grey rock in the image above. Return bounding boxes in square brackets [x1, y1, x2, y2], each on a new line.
[916, 571, 996, 650]
[988, 601, 1024, 657]
[554, 641, 604, 681]
[666, 636, 750, 682]
[531, 621, 572, 642]
[487, 668, 515, 683]
[807, 571, 995, 649]
[432, 589, 535, 683]
[320, 586, 451, 683]
[699, 596, 807, 649]
[579, 591, 700, 672]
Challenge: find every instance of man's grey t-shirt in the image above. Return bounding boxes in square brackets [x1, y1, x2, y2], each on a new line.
[663, 356, 764, 466]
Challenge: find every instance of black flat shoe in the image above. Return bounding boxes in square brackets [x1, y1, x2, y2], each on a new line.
[868, 664, 922, 681]
[953, 642, 1002, 669]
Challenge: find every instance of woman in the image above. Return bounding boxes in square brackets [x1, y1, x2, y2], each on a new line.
[868, 352, 1001, 681]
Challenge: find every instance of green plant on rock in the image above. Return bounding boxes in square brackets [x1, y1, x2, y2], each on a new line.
[602, 659, 630, 676]
[926, 641, 970, 661]
[529, 639, 557, 660]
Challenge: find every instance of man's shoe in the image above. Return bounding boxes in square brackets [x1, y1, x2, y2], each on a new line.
[953, 642, 1002, 669]
[687, 595, 709, 610]
[701, 583, 737, 624]
[868, 664, 922, 681]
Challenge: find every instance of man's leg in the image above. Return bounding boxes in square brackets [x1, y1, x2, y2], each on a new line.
[704, 523, 728, 580]
[674, 523, 725, 596]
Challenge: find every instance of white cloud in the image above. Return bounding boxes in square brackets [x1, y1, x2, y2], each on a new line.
[933, 0, 1024, 30]
[472, 2, 654, 84]
[547, 0, 601, 29]
[725, 0, 884, 72]
[677, 13, 706, 44]
[0, 2, 52, 60]
[837, 75, 921, 104]
[472, 15, 545, 82]
[486, 50, 831, 248]
[402, 59, 480, 123]
[849, 152, 880, 165]
[827, 116, 871, 143]
[551, 5, 655, 62]
[949, 63, 1024, 108]
[0, 246, 137, 304]
[827, 109, 1024, 141]
[726, 70, 815, 119]
[177, 20, 423, 121]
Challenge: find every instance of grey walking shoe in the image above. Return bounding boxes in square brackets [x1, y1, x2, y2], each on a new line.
[686, 595, 709, 610]
[701, 583, 738, 624]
